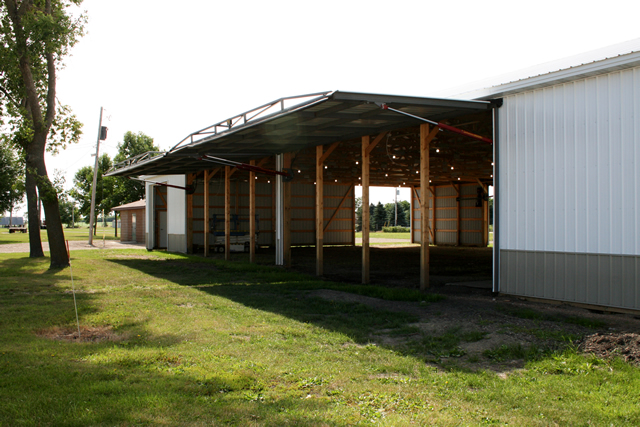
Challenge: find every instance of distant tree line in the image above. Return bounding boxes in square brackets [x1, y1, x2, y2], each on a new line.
[355, 197, 411, 232]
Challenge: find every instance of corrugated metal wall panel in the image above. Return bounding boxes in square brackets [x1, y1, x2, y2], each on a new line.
[499, 66, 640, 257]
[411, 184, 485, 246]
[500, 249, 640, 311]
[322, 183, 354, 244]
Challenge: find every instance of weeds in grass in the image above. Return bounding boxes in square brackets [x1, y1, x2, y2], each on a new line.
[496, 304, 608, 329]
[403, 327, 488, 360]
[483, 343, 552, 362]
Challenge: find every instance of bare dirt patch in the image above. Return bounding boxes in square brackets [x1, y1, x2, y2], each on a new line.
[36, 325, 127, 343]
[308, 287, 640, 371]
[579, 333, 640, 365]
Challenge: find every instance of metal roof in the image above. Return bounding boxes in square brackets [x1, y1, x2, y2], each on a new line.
[107, 90, 491, 177]
[453, 38, 640, 100]
[111, 199, 146, 211]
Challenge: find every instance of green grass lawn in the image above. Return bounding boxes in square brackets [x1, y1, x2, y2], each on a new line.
[0, 225, 119, 244]
[1, 250, 639, 425]
[355, 231, 411, 240]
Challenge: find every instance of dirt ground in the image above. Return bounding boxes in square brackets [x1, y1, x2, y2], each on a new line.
[254, 245, 640, 370]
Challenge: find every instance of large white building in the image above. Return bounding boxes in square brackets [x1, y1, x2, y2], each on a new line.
[467, 40, 640, 312]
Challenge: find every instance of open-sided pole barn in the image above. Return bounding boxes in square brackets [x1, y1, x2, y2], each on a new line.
[108, 91, 495, 289]
[108, 42, 640, 314]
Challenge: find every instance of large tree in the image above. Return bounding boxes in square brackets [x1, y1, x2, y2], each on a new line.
[0, 0, 84, 267]
[110, 131, 159, 207]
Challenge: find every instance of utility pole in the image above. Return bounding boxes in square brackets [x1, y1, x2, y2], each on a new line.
[394, 187, 398, 226]
[88, 107, 107, 245]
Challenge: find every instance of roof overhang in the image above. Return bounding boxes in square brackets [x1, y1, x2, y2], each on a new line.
[107, 91, 491, 177]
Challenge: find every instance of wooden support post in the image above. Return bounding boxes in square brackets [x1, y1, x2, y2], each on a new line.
[186, 173, 194, 254]
[204, 170, 211, 257]
[483, 195, 489, 246]
[316, 145, 324, 276]
[271, 177, 276, 248]
[420, 124, 438, 290]
[410, 186, 415, 244]
[361, 135, 370, 284]
[235, 180, 240, 215]
[456, 184, 461, 246]
[225, 166, 231, 261]
[351, 185, 356, 246]
[477, 179, 488, 247]
[249, 160, 256, 263]
[283, 153, 292, 267]
[431, 185, 436, 246]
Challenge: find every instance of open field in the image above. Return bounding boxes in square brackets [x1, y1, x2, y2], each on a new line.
[355, 231, 411, 240]
[0, 225, 119, 245]
[1, 249, 639, 425]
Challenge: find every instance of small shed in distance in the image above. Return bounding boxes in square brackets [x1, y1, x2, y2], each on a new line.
[112, 200, 145, 243]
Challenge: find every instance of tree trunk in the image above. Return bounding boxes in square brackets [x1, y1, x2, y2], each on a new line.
[28, 139, 69, 268]
[25, 167, 44, 258]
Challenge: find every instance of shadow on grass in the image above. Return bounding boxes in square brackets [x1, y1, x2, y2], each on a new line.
[106, 256, 446, 359]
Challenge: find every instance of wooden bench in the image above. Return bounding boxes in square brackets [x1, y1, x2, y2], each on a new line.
[8, 227, 27, 233]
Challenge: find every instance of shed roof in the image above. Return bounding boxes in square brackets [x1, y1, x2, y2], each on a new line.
[112, 199, 146, 211]
[107, 91, 492, 177]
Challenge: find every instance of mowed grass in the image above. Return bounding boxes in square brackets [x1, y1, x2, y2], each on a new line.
[355, 231, 411, 240]
[0, 225, 119, 244]
[1, 251, 639, 426]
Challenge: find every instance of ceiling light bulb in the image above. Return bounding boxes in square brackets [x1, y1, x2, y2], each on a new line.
[436, 149, 440, 153]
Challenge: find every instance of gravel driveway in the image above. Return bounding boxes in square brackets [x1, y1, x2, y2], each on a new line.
[0, 240, 145, 254]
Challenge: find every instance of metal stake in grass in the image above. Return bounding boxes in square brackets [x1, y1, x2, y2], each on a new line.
[66, 240, 81, 340]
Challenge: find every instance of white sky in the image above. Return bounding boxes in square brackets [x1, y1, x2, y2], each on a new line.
[42, 0, 640, 209]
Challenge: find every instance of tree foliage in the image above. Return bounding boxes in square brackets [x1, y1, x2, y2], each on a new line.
[0, 0, 85, 267]
[0, 139, 24, 213]
[355, 198, 411, 231]
[70, 153, 115, 222]
[57, 192, 78, 226]
[110, 131, 158, 207]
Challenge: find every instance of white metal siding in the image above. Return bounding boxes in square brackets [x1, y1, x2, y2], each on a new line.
[166, 175, 186, 236]
[498, 66, 640, 257]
